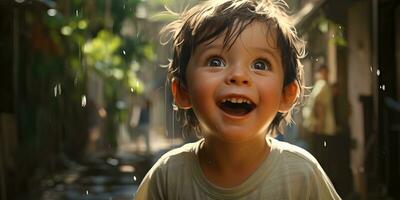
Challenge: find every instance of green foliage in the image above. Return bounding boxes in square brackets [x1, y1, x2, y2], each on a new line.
[38, 0, 156, 148]
[83, 30, 122, 72]
[40, 0, 155, 96]
[313, 15, 347, 47]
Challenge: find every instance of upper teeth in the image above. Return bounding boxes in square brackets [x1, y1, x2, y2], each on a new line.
[222, 98, 251, 104]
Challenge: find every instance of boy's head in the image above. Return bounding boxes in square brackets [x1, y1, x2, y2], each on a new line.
[161, 0, 305, 136]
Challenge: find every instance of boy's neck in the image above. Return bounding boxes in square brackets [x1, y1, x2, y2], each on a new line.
[198, 134, 271, 187]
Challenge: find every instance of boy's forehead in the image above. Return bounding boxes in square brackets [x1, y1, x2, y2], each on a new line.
[197, 21, 279, 51]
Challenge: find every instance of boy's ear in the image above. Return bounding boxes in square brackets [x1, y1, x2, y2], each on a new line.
[279, 81, 298, 113]
[171, 78, 192, 109]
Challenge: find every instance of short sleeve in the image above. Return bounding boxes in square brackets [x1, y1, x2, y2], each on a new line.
[308, 164, 342, 200]
[134, 173, 150, 200]
[134, 160, 166, 200]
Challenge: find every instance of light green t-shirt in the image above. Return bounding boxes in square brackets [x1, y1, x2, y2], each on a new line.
[134, 137, 341, 200]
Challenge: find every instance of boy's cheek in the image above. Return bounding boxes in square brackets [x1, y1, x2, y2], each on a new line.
[188, 86, 213, 106]
[186, 78, 219, 110]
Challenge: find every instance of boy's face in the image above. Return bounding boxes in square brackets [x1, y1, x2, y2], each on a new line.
[175, 21, 295, 142]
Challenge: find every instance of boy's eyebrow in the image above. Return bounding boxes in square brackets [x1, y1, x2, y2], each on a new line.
[201, 43, 278, 55]
[197, 39, 280, 58]
[202, 42, 224, 49]
[196, 43, 225, 53]
[252, 46, 280, 56]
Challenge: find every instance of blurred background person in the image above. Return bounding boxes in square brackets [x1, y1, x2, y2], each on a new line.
[302, 65, 337, 185]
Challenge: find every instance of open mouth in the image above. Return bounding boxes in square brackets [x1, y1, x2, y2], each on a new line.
[218, 97, 256, 116]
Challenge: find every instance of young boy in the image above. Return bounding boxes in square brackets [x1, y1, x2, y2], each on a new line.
[135, 0, 341, 199]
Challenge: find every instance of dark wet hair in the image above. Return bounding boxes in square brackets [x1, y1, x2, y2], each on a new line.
[161, 0, 305, 136]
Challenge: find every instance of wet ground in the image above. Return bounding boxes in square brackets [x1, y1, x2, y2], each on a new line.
[31, 152, 152, 200]
[21, 131, 184, 200]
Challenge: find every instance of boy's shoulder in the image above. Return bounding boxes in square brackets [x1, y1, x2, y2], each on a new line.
[270, 138, 319, 167]
[153, 139, 202, 169]
[267, 138, 324, 187]
[267, 138, 341, 199]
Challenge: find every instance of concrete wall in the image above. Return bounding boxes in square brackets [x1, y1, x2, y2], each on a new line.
[347, 1, 372, 196]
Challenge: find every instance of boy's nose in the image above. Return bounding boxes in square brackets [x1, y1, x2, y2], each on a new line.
[225, 66, 252, 86]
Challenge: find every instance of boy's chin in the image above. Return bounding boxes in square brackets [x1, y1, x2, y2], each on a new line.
[206, 129, 267, 143]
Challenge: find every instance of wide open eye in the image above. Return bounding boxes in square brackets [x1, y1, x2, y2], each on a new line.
[207, 57, 226, 67]
[252, 59, 271, 71]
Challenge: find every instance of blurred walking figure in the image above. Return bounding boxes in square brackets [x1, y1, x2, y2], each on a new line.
[129, 97, 151, 154]
[303, 65, 336, 136]
[302, 64, 338, 186]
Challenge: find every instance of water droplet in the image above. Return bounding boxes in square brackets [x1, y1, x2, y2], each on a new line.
[339, 26, 342, 30]
[81, 95, 87, 107]
[75, 10, 79, 17]
[370, 66, 373, 72]
[54, 87, 57, 97]
[323, 141, 327, 147]
[377, 69, 381, 76]
[54, 84, 62, 97]
[130, 88, 134, 93]
[86, 190, 89, 195]
[122, 50, 126, 55]
[315, 58, 319, 62]
[172, 104, 178, 111]
[380, 85, 386, 91]
[47, 9, 57, 16]
[133, 176, 137, 181]
[58, 84, 62, 95]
